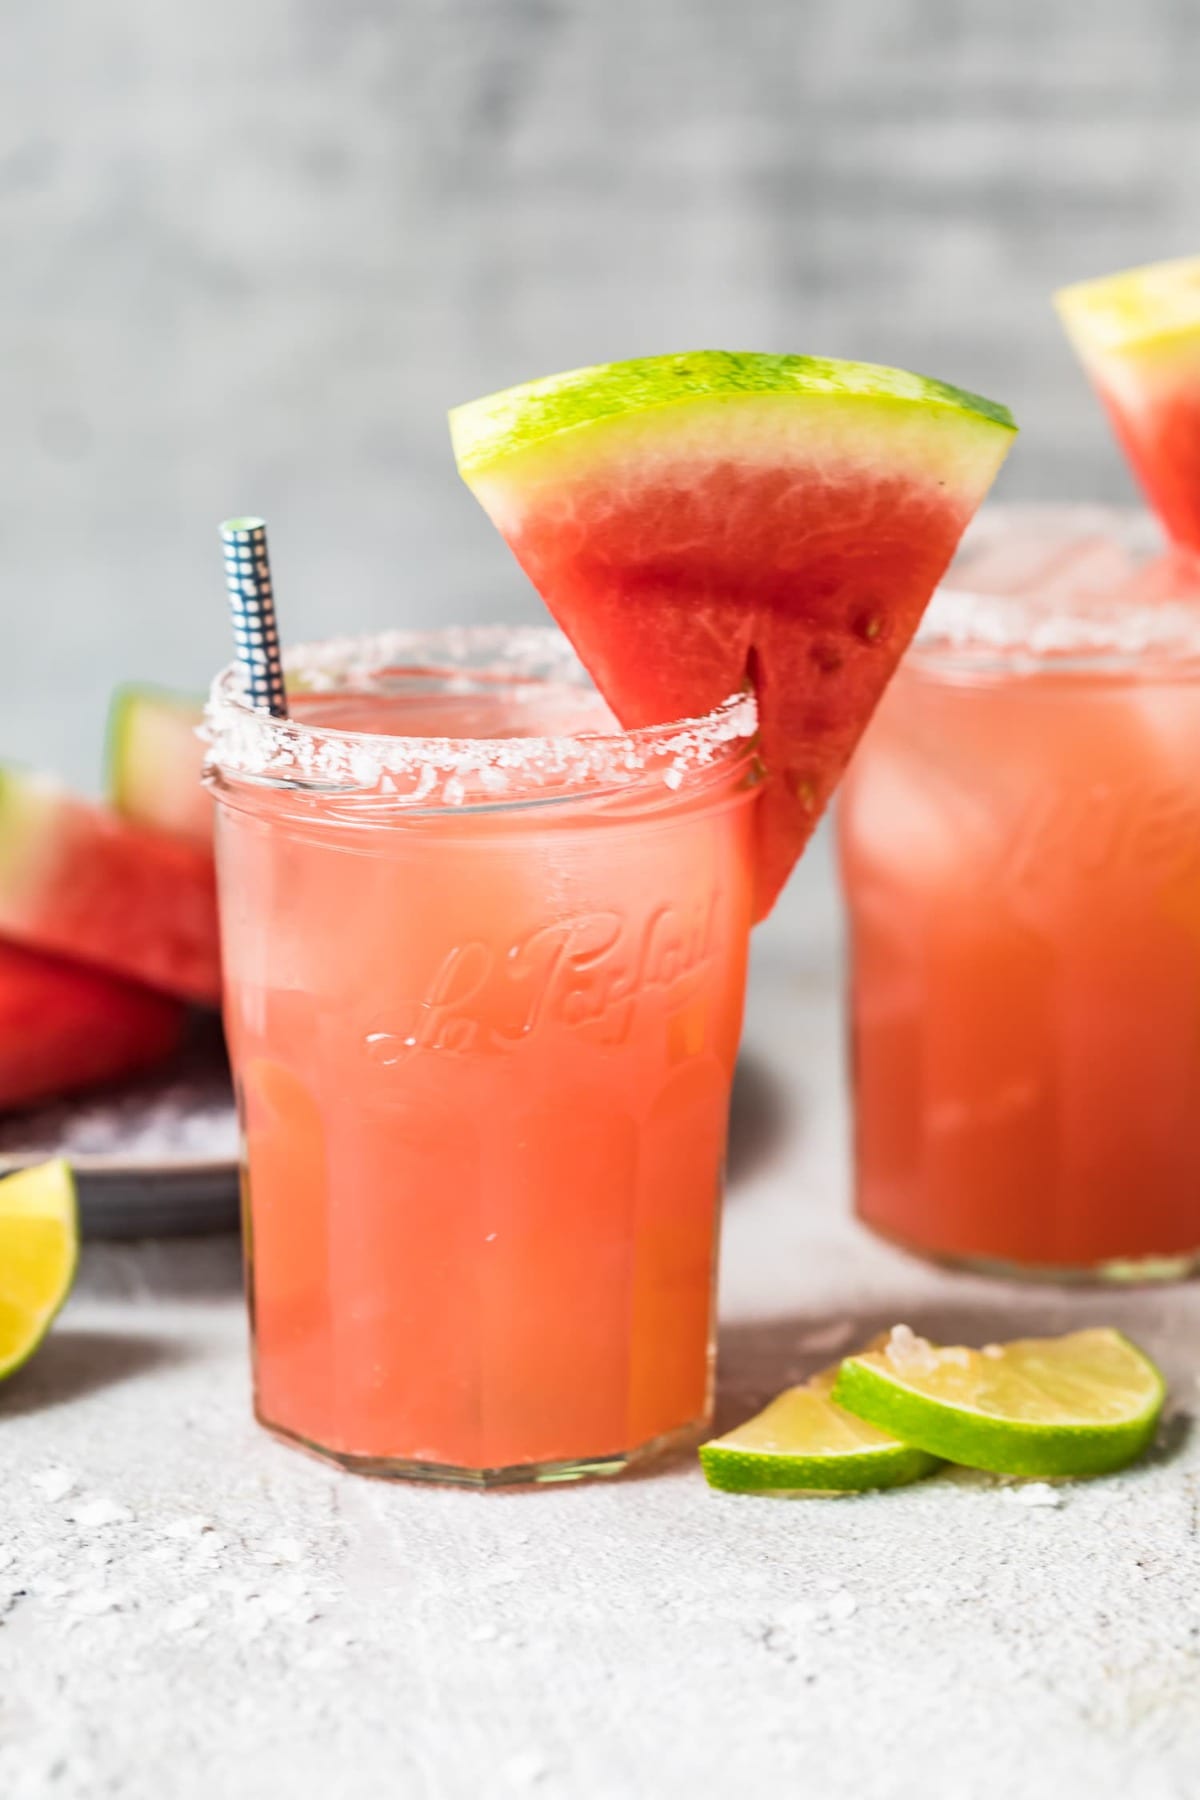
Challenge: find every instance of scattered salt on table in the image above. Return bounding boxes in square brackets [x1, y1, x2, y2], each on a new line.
[1003, 1483, 1064, 1509]
[65, 1497, 135, 1529]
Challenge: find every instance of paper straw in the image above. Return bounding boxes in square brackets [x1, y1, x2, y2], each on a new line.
[220, 517, 288, 718]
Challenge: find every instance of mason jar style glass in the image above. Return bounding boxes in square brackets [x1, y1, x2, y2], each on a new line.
[840, 507, 1200, 1282]
[205, 627, 758, 1483]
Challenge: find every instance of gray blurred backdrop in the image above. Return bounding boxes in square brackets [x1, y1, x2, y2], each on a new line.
[3, 0, 1198, 795]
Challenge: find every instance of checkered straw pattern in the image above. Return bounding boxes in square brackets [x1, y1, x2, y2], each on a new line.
[220, 517, 288, 718]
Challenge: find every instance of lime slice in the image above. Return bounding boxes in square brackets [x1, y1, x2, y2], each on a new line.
[833, 1326, 1165, 1480]
[0, 1159, 78, 1379]
[700, 1364, 942, 1494]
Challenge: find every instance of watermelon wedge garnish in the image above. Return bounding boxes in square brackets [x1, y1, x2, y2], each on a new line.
[1056, 257, 1200, 554]
[106, 684, 211, 846]
[0, 769, 221, 1005]
[450, 352, 1016, 914]
[0, 940, 184, 1112]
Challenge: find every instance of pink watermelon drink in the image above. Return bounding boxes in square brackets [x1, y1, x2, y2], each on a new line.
[1057, 257, 1200, 556]
[208, 631, 757, 1481]
[840, 507, 1200, 1278]
[451, 352, 1016, 915]
[210, 353, 1013, 1484]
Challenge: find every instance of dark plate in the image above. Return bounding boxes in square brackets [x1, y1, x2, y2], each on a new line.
[0, 1016, 240, 1238]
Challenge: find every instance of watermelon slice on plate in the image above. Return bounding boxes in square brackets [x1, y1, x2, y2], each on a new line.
[0, 940, 184, 1112]
[106, 685, 210, 846]
[1056, 256, 1200, 555]
[450, 352, 1016, 915]
[0, 769, 221, 1005]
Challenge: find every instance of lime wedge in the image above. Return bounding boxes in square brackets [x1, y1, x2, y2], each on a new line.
[0, 1159, 78, 1379]
[700, 1364, 942, 1494]
[833, 1326, 1165, 1480]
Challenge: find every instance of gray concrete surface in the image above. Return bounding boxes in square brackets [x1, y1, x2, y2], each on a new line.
[2, 906, 1198, 1800]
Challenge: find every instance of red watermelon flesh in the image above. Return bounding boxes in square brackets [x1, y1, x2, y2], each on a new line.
[451, 353, 1016, 916]
[1057, 257, 1200, 555]
[0, 769, 221, 1005]
[0, 939, 184, 1112]
[1085, 380, 1200, 556]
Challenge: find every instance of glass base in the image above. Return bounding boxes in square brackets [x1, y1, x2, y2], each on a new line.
[257, 1412, 708, 1488]
[865, 1219, 1200, 1286]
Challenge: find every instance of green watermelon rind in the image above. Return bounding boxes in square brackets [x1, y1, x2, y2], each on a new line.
[105, 684, 208, 837]
[105, 683, 203, 797]
[450, 350, 1016, 476]
[0, 768, 61, 901]
[1055, 255, 1200, 359]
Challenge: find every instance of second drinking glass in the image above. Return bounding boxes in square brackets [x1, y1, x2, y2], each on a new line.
[840, 507, 1200, 1282]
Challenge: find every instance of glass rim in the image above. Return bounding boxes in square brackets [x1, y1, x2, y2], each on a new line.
[204, 624, 759, 810]
[909, 501, 1200, 681]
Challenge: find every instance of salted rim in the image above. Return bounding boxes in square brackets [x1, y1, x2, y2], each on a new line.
[911, 503, 1200, 677]
[915, 587, 1200, 671]
[204, 625, 758, 806]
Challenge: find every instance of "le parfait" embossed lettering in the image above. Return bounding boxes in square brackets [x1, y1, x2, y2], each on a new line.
[364, 899, 720, 1060]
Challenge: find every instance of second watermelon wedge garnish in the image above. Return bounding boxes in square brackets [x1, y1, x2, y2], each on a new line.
[1056, 256, 1200, 556]
[451, 352, 1016, 914]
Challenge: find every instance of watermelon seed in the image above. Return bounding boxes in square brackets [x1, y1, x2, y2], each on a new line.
[853, 611, 885, 644]
[809, 641, 844, 675]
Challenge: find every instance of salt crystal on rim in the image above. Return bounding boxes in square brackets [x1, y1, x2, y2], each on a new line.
[919, 588, 1200, 664]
